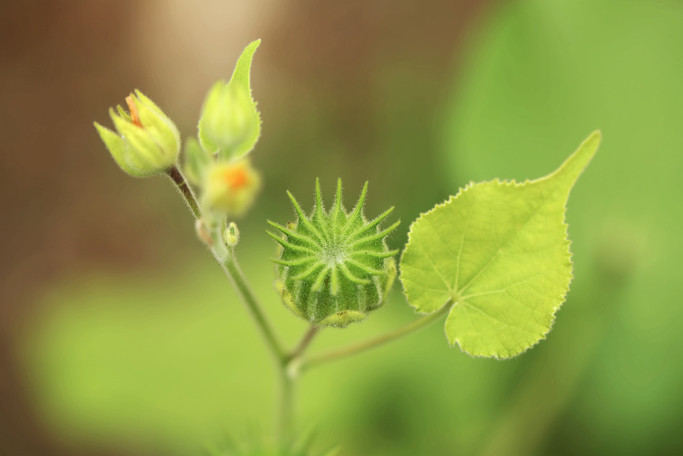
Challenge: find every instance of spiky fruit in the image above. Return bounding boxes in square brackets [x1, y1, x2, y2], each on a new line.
[268, 179, 399, 327]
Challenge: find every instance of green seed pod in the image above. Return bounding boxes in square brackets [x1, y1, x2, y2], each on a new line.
[268, 179, 399, 328]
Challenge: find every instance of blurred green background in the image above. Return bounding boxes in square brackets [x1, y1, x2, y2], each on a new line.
[2, 0, 682, 455]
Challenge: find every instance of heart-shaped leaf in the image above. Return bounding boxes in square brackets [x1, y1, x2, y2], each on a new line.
[400, 131, 601, 358]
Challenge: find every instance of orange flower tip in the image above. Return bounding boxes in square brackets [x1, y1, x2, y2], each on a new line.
[223, 165, 249, 190]
[125, 95, 142, 127]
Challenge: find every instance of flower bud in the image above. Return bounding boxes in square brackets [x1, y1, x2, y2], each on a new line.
[198, 40, 261, 159]
[268, 179, 400, 328]
[94, 90, 180, 177]
[224, 222, 240, 247]
[201, 159, 261, 216]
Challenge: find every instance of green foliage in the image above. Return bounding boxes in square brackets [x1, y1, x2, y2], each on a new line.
[269, 179, 399, 327]
[198, 40, 262, 160]
[182, 41, 264, 223]
[183, 137, 212, 186]
[400, 131, 600, 358]
[88, 33, 604, 454]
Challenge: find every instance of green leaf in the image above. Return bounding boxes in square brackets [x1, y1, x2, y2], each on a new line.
[399, 131, 601, 358]
[198, 40, 262, 159]
[182, 137, 211, 185]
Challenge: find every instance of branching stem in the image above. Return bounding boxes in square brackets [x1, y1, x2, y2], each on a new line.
[288, 325, 320, 362]
[168, 166, 450, 444]
[301, 301, 453, 371]
[168, 166, 291, 439]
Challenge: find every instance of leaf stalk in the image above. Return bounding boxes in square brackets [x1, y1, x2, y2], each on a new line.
[301, 301, 453, 371]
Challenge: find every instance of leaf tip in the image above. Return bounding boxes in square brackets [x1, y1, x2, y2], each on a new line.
[545, 130, 602, 192]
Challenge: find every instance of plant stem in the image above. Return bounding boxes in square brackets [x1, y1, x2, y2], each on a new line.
[278, 367, 294, 443]
[301, 301, 453, 371]
[222, 253, 286, 361]
[167, 164, 285, 360]
[288, 325, 320, 362]
[275, 325, 320, 442]
[222, 254, 293, 440]
[167, 166, 200, 219]
[167, 165, 291, 437]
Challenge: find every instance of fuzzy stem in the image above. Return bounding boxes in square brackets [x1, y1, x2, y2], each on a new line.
[278, 367, 294, 443]
[167, 166, 291, 438]
[288, 325, 320, 362]
[301, 302, 452, 371]
[221, 253, 286, 361]
[167, 166, 201, 219]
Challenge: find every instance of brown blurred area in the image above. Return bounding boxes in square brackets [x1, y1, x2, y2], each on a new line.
[0, 1, 494, 454]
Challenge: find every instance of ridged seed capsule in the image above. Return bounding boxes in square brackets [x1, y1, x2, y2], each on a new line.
[268, 179, 399, 327]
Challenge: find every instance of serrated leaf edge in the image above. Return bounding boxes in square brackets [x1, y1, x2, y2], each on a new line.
[399, 131, 600, 358]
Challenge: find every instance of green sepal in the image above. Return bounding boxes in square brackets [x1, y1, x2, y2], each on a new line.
[183, 137, 211, 185]
[132, 90, 180, 162]
[94, 122, 148, 178]
[198, 40, 262, 160]
[318, 310, 367, 327]
[133, 90, 180, 137]
[110, 108, 159, 162]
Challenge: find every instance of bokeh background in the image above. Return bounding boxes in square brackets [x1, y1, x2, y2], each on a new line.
[2, 0, 682, 454]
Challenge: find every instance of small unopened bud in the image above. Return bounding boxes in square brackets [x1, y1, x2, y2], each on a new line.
[94, 90, 180, 177]
[224, 222, 240, 247]
[201, 159, 261, 216]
